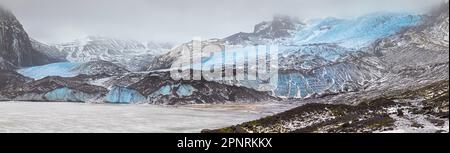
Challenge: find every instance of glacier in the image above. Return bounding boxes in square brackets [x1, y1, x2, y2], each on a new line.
[105, 84, 197, 104]
[147, 84, 197, 99]
[13, 88, 102, 102]
[17, 62, 80, 80]
[44, 87, 99, 102]
[10, 12, 425, 102]
[179, 13, 420, 72]
[293, 13, 421, 49]
[106, 86, 147, 104]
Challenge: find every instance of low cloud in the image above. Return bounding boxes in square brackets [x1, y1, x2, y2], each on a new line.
[0, 0, 444, 44]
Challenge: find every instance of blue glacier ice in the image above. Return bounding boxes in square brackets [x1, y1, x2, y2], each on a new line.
[293, 13, 421, 49]
[177, 13, 420, 72]
[44, 87, 96, 102]
[148, 85, 173, 99]
[176, 84, 197, 97]
[17, 62, 80, 80]
[158, 85, 172, 95]
[187, 45, 279, 73]
[143, 84, 197, 100]
[106, 86, 147, 103]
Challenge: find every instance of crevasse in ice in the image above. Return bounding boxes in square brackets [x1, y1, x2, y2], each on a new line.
[105, 84, 198, 103]
[293, 13, 421, 48]
[106, 86, 147, 103]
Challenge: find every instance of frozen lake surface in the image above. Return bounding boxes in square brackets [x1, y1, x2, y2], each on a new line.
[0, 102, 293, 133]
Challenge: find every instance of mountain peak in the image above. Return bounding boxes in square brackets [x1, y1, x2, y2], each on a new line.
[253, 15, 303, 36]
[1, 6, 56, 70]
[223, 15, 303, 45]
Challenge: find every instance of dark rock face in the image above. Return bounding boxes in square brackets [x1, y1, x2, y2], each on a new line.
[0, 69, 32, 91]
[0, 7, 55, 70]
[30, 39, 67, 62]
[254, 15, 302, 38]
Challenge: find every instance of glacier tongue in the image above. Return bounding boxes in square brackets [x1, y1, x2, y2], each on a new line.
[17, 62, 79, 80]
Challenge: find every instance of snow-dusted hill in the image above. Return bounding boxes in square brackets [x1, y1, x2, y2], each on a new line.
[54, 36, 173, 71]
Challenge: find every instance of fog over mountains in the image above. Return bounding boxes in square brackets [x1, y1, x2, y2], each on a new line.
[0, 0, 444, 43]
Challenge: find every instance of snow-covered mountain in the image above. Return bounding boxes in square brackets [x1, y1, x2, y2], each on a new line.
[30, 39, 68, 62]
[206, 3, 449, 133]
[224, 15, 304, 45]
[2, 3, 448, 107]
[54, 36, 173, 71]
[147, 12, 421, 98]
[0, 1, 447, 133]
[150, 13, 420, 69]
[291, 13, 421, 48]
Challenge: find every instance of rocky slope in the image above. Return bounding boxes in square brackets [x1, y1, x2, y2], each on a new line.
[30, 39, 67, 62]
[204, 81, 448, 133]
[365, 3, 449, 91]
[0, 7, 56, 70]
[204, 3, 449, 133]
[0, 69, 32, 91]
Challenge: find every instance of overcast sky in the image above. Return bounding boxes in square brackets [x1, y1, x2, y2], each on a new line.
[0, 0, 444, 44]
